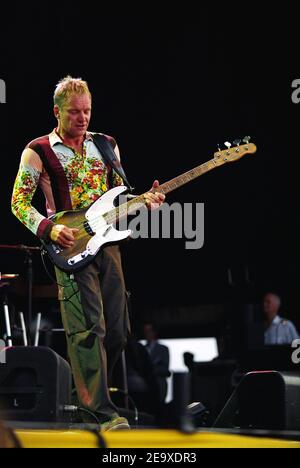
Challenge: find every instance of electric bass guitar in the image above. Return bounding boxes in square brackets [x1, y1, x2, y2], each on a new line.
[42, 138, 257, 272]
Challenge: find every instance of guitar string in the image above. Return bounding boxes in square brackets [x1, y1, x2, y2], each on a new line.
[64, 198, 147, 240]
[68, 172, 195, 237]
[58, 191, 151, 239]
[55, 168, 207, 240]
[62, 163, 201, 233]
[58, 177, 183, 236]
[52, 153, 247, 242]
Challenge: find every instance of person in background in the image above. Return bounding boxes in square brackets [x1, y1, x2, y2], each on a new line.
[263, 292, 299, 345]
[125, 334, 161, 416]
[143, 321, 170, 404]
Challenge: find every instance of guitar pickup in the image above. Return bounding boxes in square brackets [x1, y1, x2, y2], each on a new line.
[103, 225, 113, 237]
[83, 221, 95, 235]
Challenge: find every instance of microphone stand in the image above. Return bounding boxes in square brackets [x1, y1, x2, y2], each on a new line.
[24, 247, 33, 346]
[0, 244, 40, 347]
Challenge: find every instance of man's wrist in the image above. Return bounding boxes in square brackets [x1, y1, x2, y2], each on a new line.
[41, 222, 54, 243]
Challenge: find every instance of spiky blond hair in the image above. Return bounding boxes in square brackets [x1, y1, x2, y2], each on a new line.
[53, 75, 91, 109]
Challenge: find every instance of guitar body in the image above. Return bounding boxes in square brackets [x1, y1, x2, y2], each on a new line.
[42, 186, 132, 273]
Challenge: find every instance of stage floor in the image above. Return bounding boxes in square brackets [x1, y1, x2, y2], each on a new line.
[3, 426, 300, 448]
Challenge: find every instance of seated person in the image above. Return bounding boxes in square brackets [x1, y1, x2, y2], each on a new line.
[263, 292, 299, 345]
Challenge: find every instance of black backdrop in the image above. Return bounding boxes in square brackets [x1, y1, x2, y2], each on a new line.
[1, 4, 299, 338]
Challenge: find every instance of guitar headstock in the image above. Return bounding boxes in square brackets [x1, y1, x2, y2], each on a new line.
[214, 137, 257, 164]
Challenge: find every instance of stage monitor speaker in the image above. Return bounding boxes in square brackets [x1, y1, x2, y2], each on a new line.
[0, 346, 72, 423]
[213, 370, 300, 431]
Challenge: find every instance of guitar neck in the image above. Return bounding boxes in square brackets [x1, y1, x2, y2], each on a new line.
[154, 157, 219, 196]
[105, 157, 220, 223]
[104, 141, 257, 223]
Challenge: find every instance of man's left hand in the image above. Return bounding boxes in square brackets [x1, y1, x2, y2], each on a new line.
[144, 180, 166, 210]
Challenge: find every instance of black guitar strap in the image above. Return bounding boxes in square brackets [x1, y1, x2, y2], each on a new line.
[92, 133, 134, 192]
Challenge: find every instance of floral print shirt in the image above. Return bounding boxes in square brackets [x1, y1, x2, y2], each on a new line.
[11, 130, 123, 237]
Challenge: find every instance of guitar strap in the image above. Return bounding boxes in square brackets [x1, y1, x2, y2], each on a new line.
[92, 133, 134, 192]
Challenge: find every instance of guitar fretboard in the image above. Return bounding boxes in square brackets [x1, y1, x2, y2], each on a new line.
[103, 157, 219, 224]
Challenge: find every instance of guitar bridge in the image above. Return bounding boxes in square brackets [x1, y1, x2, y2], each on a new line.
[67, 249, 90, 266]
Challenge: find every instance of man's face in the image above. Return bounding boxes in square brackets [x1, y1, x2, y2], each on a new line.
[55, 93, 91, 138]
[143, 324, 156, 342]
[263, 294, 280, 320]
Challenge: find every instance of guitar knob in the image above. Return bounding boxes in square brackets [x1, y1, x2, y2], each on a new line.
[224, 142, 232, 149]
[243, 136, 251, 144]
[233, 139, 241, 147]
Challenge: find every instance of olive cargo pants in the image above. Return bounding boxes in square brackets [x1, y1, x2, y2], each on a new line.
[55, 245, 130, 422]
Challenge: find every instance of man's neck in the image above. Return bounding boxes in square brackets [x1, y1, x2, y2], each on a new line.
[265, 314, 279, 327]
[56, 128, 85, 149]
[147, 339, 157, 346]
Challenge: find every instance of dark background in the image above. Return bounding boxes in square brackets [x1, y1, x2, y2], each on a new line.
[0, 4, 299, 345]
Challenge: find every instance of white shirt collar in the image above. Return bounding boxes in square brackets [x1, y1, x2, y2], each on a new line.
[49, 129, 93, 147]
[272, 315, 282, 325]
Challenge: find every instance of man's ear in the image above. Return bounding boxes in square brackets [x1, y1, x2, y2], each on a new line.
[54, 105, 60, 119]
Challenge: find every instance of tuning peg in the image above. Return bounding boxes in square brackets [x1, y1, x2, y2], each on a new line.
[242, 136, 251, 144]
[217, 143, 221, 152]
[224, 141, 232, 149]
[233, 139, 241, 147]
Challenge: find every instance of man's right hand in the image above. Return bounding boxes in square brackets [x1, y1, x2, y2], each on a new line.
[50, 224, 79, 248]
